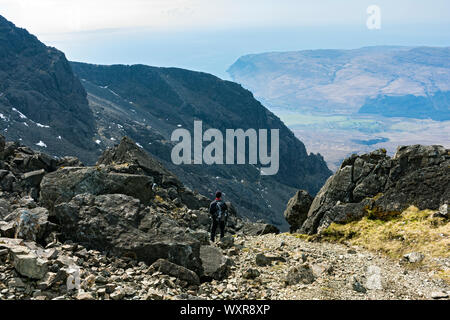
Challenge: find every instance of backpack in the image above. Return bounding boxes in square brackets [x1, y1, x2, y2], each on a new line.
[215, 201, 228, 223]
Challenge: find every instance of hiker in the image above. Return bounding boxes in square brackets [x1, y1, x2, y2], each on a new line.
[209, 191, 228, 242]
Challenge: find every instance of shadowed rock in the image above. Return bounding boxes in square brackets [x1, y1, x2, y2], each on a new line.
[284, 190, 313, 232]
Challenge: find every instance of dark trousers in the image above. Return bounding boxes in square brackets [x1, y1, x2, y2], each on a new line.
[210, 219, 225, 241]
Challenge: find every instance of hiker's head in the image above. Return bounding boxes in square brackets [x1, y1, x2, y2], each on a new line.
[215, 191, 222, 199]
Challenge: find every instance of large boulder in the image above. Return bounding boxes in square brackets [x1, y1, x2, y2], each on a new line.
[13, 207, 51, 242]
[96, 136, 180, 188]
[301, 145, 450, 234]
[0, 238, 49, 279]
[13, 253, 48, 279]
[240, 222, 280, 236]
[199, 245, 231, 281]
[284, 190, 313, 232]
[52, 193, 203, 275]
[39, 166, 154, 209]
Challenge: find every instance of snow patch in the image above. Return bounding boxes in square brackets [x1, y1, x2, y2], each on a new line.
[136, 142, 143, 148]
[36, 123, 50, 128]
[12, 108, 27, 119]
[95, 140, 101, 145]
[108, 89, 120, 97]
[36, 141, 47, 148]
[0, 113, 6, 121]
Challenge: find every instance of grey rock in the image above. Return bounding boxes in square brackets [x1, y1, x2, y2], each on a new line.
[218, 235, 235, 249]
[243, 268, 260, 280]
[403, 252, 425, 264]
[284, 190, 313, 232]
[13, 207, 50, 242]
[179, 188, 210, 210]
[187, 229, 210, 246]
[255, 253, 272, 267]
[150, 259, 200, 285]
[285, 264, 315, 285]
[349, 275, 367, 293]
[199, 245, 230, 281]
[311, 263, 333, 277]
[241, 222, 280, 236]
[13, 254, 48, 279]
[21, 169, 45, 188]
[433, 204, 448, 219]
[96, 136, 180, 188]
[0, 221, 15, 238]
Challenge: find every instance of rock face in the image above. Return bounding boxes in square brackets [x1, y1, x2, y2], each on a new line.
[284, 190, 313, 232]
[0, 15, 97, 162]
[301, 145, 450, 234]
[52, 193, 203, 274]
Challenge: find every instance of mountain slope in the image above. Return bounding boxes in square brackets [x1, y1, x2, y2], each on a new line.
[0, 15, 97, 162]
[70, 62, 332, 229]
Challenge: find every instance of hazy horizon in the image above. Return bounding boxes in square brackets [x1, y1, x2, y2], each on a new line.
[1, 0, 450, 78]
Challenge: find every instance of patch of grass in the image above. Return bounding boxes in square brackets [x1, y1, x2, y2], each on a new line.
[290, 233, 314, 241]
[320, 206, 449, 282]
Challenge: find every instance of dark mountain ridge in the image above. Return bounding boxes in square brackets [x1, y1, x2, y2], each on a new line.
[0, 15, 97, 161]
[71, 62, 332, 229]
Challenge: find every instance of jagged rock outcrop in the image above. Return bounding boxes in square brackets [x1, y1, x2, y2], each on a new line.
[284, 190, 313, 232]
[301, 145, 450, 234]
[96, 136, 179, 188]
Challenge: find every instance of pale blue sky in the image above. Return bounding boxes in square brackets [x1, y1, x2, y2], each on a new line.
[1, 0, 449, 78]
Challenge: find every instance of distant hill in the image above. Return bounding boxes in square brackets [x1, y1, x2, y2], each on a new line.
[228, 46, 450, 117]
[0, 15, 97, 161]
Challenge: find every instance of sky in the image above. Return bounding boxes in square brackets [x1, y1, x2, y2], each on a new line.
[1, 0, 449, 78]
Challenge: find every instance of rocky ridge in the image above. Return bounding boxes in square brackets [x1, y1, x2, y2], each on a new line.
[284, 145, 449, 234]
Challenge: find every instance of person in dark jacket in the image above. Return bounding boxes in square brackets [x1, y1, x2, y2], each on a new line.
[209, 191, 228, 242]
